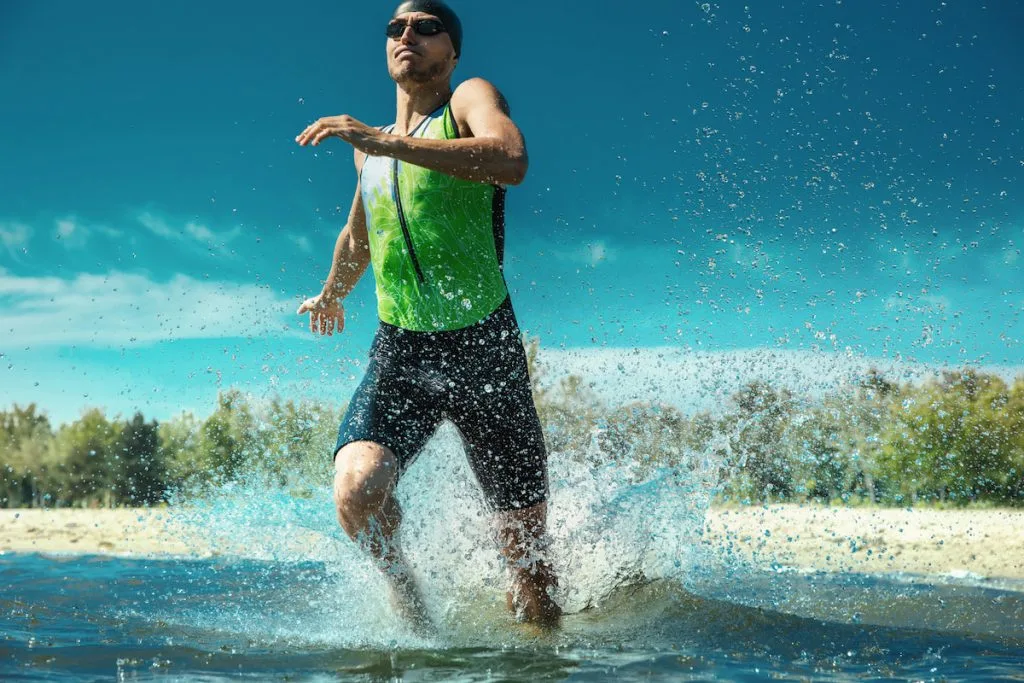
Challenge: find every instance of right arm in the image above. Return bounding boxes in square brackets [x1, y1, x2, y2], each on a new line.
[296, 152, 370, 335]
[321, 177, 370, 302]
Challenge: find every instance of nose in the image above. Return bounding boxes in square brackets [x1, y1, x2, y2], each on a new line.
[399, 24, 418, 43]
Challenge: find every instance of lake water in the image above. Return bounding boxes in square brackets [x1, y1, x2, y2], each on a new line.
[3, 436, 1023, 681]
[3, 553, 1023, 681]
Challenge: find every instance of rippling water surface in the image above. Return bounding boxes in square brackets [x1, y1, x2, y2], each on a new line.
[3, 432, 1023, 681]
[4, 553, 1024, 681]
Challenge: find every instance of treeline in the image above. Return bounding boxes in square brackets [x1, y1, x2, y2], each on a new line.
[534, 356, 1024, 506]
[2, 340, 1023, 508]
[0, 393, 341, 508]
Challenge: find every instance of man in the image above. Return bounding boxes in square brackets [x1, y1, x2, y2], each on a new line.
[294, 0, 561, 629]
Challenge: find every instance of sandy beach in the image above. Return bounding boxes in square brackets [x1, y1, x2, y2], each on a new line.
[703, 505, 1024, 581]
[1, 506, 1022, 581]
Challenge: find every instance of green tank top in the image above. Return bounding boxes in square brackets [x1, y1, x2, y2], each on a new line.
[359, 102, 509, 332]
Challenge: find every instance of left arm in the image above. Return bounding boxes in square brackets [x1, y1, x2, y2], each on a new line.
[373, 79, 527, 185]
[296, 79, 528, 186]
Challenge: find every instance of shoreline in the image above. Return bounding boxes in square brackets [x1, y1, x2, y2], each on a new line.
[702, 505, 1024, 582]
[1, 506, 1022, 582]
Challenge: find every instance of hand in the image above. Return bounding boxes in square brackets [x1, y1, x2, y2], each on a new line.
[297, 293, 345, 336]
[295, 115, 383, 153]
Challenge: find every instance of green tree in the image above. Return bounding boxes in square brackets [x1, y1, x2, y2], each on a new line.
[685, 412, 719, 453]
[722, 381, 796, 501]
[525, 337, 604, 456]
[838, 369, 902, 503]
[257, 397, 340, 485]
[196, 390, 260, 482]
[877, 370, 1020, 504]
[49, 408, 121, 507]
[1, 404, 55, 507]
[113, 412, 164, 505]
[945, 372, 1021, 503]
[158, 411, 203, 491]
[597, 402, 690, 476]
[788, 404, 847, 501]
[1006, 376, 1024, 500]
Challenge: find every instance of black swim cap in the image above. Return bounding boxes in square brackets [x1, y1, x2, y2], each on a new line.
[392, 0, 462, 58]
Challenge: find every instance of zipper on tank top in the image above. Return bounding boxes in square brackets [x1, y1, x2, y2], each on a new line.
[391, 157, 426, 284]
[390, 109, 440, 286]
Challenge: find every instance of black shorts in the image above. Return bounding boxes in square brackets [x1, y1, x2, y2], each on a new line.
[334, 296, 548, 511]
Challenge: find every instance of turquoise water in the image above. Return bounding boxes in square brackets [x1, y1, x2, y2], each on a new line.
[3, 434, 1024, 681]
[4, 553, 1023, 681]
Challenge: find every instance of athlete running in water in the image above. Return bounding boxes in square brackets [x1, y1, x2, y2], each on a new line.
[295, 0, 561, 629]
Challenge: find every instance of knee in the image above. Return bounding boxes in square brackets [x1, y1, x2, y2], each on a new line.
[333, 442, 399, 522]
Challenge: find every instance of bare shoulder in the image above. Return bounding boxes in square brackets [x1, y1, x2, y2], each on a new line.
[453, 77, 510, 110]
[454, 77, 500, 95]
[452, 78, 514, 137]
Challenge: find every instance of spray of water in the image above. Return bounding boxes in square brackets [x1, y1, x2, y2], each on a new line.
[158, 348, 1022, 652]
[166, 410, 730, 648]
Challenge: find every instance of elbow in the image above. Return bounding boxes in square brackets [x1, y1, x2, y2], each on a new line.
[504, 154, 528, 186]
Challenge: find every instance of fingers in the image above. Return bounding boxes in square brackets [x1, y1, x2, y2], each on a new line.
[296, 116, 360, 147]
[296, 120, 324, 146]
[320, 309, 344, 337]
[311, 128, 334, 146]
[309, 311, 340, 336]
[298, 296, 344, 337]
[297, 118, 338, 146]
[297, 296, 318, 316]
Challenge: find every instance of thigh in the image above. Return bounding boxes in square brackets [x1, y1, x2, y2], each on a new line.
[335, 346, 444, 473]
[448, 339, 549, 512]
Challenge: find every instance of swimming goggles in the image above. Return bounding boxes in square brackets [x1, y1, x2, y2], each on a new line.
[386, 18, 448, 39]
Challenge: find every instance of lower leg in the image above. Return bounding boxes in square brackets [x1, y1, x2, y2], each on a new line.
[334, 444, 428, 626]
[497, 502, 562, 627]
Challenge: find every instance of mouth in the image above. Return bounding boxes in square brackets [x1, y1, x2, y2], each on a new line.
[395, 48, 419, 60]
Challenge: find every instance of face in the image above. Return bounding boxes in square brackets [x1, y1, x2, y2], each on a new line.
[386, 12, 457, 85]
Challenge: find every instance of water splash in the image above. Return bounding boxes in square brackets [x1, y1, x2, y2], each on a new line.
[164, 417, 728, 647]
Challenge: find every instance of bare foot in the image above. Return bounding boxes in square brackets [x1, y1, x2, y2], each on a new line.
[507, 561, 562, 629]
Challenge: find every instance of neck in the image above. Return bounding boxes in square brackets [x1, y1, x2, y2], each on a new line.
[395, 81, 452, 134]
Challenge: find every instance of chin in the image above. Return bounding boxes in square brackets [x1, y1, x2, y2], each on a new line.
[388, 63, 418, 82]
[389, 59, 450, 86]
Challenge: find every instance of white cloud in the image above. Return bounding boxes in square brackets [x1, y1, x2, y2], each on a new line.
[553, 240, 620, 267]
[587, 241, 614, 265]
[137, 212, 176, 240]
[0, 222, 32, 256]
[138, 212, 241, 255]
[52, 217, 121, 249]
[289, 234, 313, 253]
[185, 222, 215, 242]
[0, 268, 297, 347]
[55, 220, 76, 240]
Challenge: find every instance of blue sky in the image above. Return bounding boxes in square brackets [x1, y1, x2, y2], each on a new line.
[1, 0, 1022, 425]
